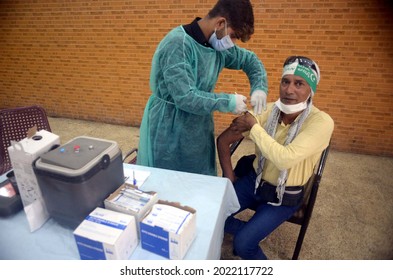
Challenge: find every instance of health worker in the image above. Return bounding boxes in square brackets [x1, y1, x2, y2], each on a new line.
[137, 0, 268, 176]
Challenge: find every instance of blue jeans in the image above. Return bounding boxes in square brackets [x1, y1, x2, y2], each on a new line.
[225, 171, 301, 260]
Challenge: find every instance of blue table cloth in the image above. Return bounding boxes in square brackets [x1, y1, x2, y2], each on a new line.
[0, 164, 239, 260]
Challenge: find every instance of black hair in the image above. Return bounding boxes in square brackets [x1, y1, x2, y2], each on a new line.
[208, 0, 254, 42]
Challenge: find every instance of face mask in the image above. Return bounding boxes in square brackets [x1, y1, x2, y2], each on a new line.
[275, 98, 309, 114]
[208, 22, 235, 51]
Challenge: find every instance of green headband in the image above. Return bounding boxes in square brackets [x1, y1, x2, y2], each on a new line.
[282, 62, 318, 93]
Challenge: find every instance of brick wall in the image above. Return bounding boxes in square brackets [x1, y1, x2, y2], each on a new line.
[1, 0, 392, 156]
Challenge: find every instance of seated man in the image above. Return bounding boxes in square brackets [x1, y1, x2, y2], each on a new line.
[217, 56, 334, 259]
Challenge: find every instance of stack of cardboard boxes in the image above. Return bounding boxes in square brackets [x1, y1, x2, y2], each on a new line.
[74, 183, 196, 260]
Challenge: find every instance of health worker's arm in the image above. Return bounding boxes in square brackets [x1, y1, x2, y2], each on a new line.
[156, 30, 236, 115]
[223, 46, 268, 95]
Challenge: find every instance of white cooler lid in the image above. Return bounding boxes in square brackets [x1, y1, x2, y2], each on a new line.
[35, 136, 119, 176]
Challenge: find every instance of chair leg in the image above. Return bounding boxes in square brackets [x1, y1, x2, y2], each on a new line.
[292, 223, 309, 260]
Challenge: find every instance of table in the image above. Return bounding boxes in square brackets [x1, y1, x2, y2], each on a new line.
[0, 164, 239, 260]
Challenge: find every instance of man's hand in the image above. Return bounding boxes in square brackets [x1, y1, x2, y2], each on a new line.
[230, 112, 257, 133]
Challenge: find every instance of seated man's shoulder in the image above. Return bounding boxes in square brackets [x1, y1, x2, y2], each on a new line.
[310, 106, 334, 124]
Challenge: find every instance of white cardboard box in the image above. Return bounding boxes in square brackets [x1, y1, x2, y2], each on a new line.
[104, 183, 159, 237]
[140, 200, 196, 260]
[73, 207, 138, 260]
[7, 129, 60, 232]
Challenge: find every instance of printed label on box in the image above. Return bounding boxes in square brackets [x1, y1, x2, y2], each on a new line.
[73, 207, 137, 260]
[140, 202, 196, 259]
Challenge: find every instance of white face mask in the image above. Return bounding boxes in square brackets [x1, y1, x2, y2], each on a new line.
[208, 23, 235, 51]
[275, 98, 309, 114]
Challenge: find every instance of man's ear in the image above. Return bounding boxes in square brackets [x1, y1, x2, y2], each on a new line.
[215, 17, 227, 30]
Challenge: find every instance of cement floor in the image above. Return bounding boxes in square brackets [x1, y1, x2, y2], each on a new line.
[49, 116, 393, 260]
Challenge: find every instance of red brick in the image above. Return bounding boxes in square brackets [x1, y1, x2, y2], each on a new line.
[1, 0, 392, 156]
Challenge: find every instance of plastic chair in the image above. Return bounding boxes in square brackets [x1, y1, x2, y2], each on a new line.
[287, 144, 330, 259]
[123, 148, 138, 164]
[229, 137, 330, 260]
[0, 105, 52, 175]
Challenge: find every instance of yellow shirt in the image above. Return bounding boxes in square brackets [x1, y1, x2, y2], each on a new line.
[246, 103, 334, 186]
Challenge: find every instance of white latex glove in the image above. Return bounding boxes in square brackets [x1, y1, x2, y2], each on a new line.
[232, 94, 248, 114]
[250, 90, 267, 114]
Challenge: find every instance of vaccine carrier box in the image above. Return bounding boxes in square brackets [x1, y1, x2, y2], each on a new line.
[33, 136, 124, 229]
[73, 207, 138, 260]
[8, 129, 60, 231]
[140, 201, 196, 260]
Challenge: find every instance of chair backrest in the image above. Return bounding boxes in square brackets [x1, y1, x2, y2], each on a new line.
[123, 148, 138, 164]
[288, 145, 330, 224]
[0, 105, 51, 174]
[229, 137, 244, 155]
[288, 144, 330, 259]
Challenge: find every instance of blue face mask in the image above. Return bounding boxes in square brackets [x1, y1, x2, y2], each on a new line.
[208, 22, 235, 51]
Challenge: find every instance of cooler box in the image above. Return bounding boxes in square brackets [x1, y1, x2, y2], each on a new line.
[33, 136, 124, 229]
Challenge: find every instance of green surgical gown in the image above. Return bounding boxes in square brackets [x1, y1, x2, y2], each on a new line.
[137, 26, 267, 176]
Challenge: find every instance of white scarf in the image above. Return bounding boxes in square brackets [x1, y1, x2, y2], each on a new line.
[254, 100, 312, 206]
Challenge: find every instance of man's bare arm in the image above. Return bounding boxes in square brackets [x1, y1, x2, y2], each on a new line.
[217, 127, 244, 183]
